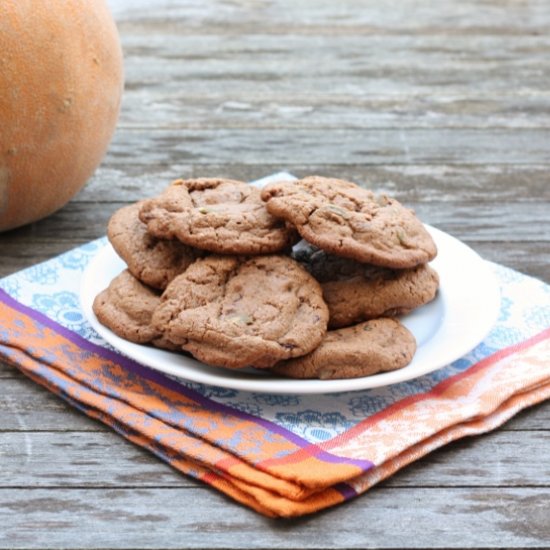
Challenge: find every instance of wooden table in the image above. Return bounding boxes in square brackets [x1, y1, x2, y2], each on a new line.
[1, 0, 549, 547]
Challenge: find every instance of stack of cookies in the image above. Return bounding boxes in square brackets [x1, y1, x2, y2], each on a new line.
[93, 176, 439, 380]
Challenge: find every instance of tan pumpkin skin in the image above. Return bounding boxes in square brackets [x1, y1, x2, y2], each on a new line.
[0, 0, 124, 232]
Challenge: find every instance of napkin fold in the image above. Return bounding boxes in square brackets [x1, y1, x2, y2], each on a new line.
[1, 175, 549, 518]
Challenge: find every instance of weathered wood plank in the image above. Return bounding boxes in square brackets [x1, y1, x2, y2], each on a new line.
[3, 162, 549, 227]
[3, 163, 550, 244]
[108, 0, 550, 36]
[78, 164, 550, 203]
[0, 375, 107, 432]
[1, 370, 549, 430]
[1, 486, 549, 548]
[119, 92, 550, 131]
[469, 242, 550, 284]
[0, 431, 188, 488]
[1, 429, 548, 490]
[103, 128, 550, 165]
[114, 32, 550, 129]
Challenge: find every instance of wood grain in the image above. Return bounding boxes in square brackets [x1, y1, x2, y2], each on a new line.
[116, 34, 550, 130]
[1, 487, 549, 548]
[102, 128, 550, 166]
[1, 428, 549, 489]
[1, 0, 549, 547]
[107, 0, 550, 35]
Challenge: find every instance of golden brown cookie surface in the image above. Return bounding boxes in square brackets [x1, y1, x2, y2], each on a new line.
[295, 246, 439, 328]
[139, 178, 297, 255]
[262, 176, 437, 268]
[271, 318, 416, 380]
[152, 254, 329, 369]
[92, 269, 175, 349]
[108, 202, 202, 290]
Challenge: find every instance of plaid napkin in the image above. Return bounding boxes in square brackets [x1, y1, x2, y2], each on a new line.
[1, 175, 549, 518]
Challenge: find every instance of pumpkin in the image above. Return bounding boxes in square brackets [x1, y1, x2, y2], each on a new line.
[0, 0, 124, 232]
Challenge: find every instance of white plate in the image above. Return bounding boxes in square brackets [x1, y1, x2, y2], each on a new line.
[80, 226, 500, 394]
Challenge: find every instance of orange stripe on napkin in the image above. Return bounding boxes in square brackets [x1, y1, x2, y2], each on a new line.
[0, 293, 364, 516]
[324, 327, 550, 464]
[1, 290, 549, 517]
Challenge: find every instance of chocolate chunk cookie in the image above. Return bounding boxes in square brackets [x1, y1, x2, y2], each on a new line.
[271, 318, 416, 380]
[108, 202, 203, 290]
[139, 178, 297, 255]
[296, 246, 439, 328]
[261, 176, 437, 268]
[152, 255, 329, 369]
[92, 270, 175, 349]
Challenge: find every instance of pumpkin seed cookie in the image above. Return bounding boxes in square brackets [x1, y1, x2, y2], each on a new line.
[271, 318, 416, 380]
[108, 202, 203, 290]
[151, 254, 329, 370]
[92, 269, 175, 350]
[139, 178, 297, 255]
[261, 176, 437, 268]
[295, 246, 439, 328]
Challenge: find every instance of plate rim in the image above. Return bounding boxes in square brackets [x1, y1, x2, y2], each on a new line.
[79, 225, 501, 394]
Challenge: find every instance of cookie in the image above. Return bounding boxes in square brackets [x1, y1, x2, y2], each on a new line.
[296, 246, 439, 328]
[92, 269, 175, 349]
[271, 318, 416, 379]
[108, 202, 203, 290]
[151, 254, 329, 369]
[261, 176, 437, 268]
[139, 178, 297, 255]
